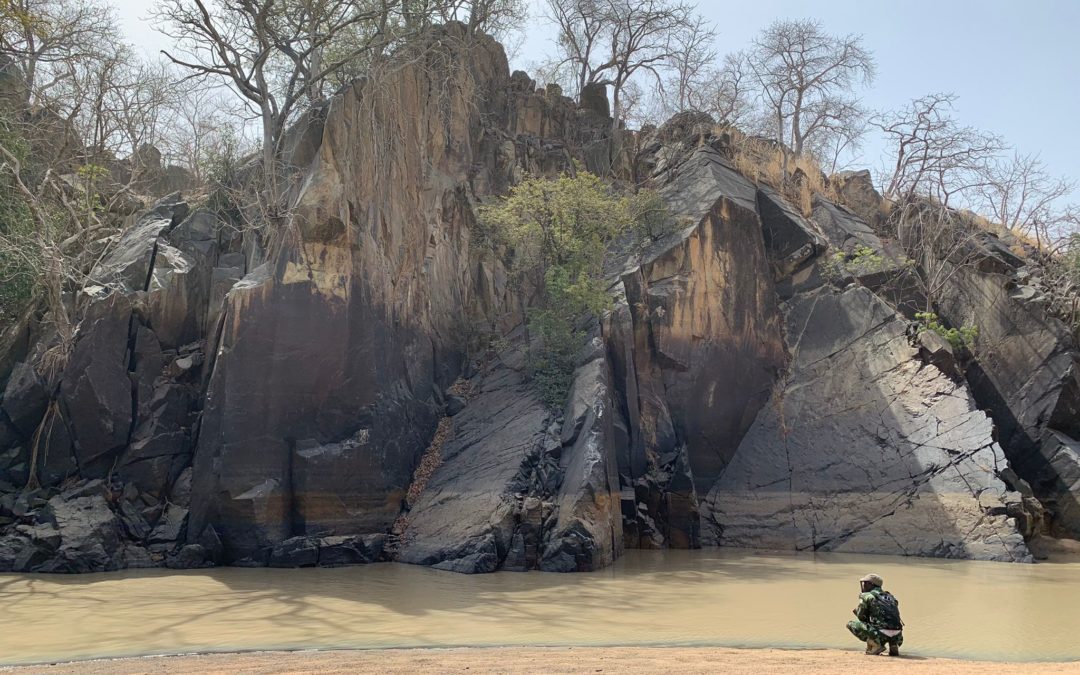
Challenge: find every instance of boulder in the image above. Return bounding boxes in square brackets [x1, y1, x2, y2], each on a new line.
[269, 535, 319, 567]
[148, 503, 188, 545]
[829, 169, 883, 227]
[117, 382, 192, 497]
[167, 544, 208, 569]
[1, 362, 47, 437]
[757, 185, 827, 283]
[917, 329, 960, 380]
[578, 83, 610, 118]
[59, 293, 134, 475]
[40, 493, 123, 572]
[90, 195, 188, 292]
[318, 533, 385, 566]
[445, 395, 467, 417]
[811, 198, 908, 274]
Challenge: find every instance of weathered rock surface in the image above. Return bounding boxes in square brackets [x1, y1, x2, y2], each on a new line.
[936, 261, 1080, 536]
[397, 345, 554, 573]
[607, 145, 786, 548]
[188, 26, 615, 564]
[541, 338, 623, 572]
[703, 286, 1031, 561]
[1, 362, 47, 437]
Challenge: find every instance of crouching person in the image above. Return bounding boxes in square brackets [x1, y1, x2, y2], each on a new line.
[846, 573, 903, 656]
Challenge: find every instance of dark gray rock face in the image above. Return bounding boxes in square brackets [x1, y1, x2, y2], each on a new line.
[187, 28, 613, 565]
[396, 330, 624, 574]
[0, 30, 1066, 575]
[541, 350, 623, 572]
[702, 286, 1030, 561]
[936, 262, 1080, 537]
[2, 362, 47, 437]
[319, 534, 385, 566]
[59, 293, 134, 476]
[1020, 430, 1080, 536]
[757, 185, 827, 283]
[397, 346, 554, 574]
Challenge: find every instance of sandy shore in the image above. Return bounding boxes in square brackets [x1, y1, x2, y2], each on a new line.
[8, 647, 1080, 674]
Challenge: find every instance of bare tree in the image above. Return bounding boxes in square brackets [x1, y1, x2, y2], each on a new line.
[431, 0, 528, 38]
[0, 0, 116, 105]
[0, 0, 179, 336]
[543, 0, 608, 97]
[543, 0, 703, 134]
[976, 151, 1076, 248]
[743, 18, 874, 160]
[874, 93, 1004, 208]
[153, 0, 401, 229]
[661, 12, 715, 115]
[690, 52, 752, 128]
[890, 199, 983, 312]
[158, 83, 245, 184]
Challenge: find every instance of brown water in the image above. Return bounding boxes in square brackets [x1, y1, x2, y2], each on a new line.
[1, 549, 1078, 666]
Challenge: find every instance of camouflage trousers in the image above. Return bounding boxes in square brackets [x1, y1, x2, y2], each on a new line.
[846, 620, 903, 646]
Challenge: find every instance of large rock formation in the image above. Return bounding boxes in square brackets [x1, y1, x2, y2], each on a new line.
[187, 27, 617, 564]
[1, 25, 1074, 574]
[702, 286, 1029, 561]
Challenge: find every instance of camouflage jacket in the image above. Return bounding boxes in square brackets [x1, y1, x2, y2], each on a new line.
[854, 588, 903, 629]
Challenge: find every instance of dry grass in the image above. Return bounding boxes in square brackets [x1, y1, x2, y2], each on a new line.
[389, 377, 472, 541]
[727, 133, 837, 218]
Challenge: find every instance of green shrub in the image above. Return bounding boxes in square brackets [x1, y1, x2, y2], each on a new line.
[479, 172, 633, 407]
[915, 311, 978, 351]
[822, 245, 886, 280]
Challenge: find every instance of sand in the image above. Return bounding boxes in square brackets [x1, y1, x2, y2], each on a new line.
[8, 647, 1080, 674]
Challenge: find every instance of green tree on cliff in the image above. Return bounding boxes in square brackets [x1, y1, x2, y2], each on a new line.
[480, 171, 634, 406]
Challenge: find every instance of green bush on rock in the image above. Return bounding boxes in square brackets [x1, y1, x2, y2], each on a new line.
[479, 171, 646, 407]
[915, 311, 979, 351]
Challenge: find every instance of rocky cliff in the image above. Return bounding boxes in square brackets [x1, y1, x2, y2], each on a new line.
[0, 26, 1075, 573]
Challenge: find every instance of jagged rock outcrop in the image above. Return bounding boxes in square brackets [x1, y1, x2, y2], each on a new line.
[395, 330, 623, 573]
[187, 27, 620, 564]
[936, 258, 1080, 537]
[606, 144, 786, 548]
[1, 26, 1075, 574]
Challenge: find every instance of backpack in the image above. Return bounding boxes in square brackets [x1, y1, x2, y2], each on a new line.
[870, 590, 904, 630]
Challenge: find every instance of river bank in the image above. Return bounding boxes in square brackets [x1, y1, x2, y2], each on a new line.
[10, 647, 1080, 674]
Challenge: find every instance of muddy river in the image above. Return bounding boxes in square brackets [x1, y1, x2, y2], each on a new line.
[2, 549, 1078, 665]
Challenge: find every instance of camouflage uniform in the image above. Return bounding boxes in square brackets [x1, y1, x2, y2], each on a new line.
[846, 588, 903, 647]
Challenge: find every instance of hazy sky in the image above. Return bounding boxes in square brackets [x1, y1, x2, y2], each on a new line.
[112, 0, 1080, 186]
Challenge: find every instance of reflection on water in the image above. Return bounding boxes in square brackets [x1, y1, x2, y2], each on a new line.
[1, 549, 1078, 665]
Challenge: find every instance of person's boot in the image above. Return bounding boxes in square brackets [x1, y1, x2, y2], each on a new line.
[865, 639, 885, 656]
[888, 643, 900, 657]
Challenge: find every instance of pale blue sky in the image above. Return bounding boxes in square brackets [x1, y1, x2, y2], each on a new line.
[113, 0, 1079, 186]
